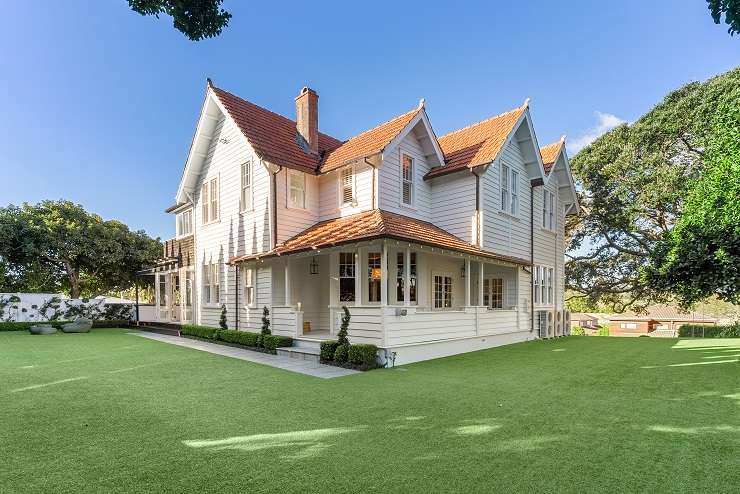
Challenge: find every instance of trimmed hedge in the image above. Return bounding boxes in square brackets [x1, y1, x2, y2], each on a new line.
[348, 344, 378, 368]
[0, 320, 132, 331]
[181, 324, 219, 340]
[320, 340, 340, 361]
[181, 325, 292, 354]
[678, 323, 740, 338]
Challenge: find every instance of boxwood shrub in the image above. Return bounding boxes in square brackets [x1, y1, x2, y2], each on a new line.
[678, 323, 740, 338]
[262, 335, 293, 352]
[334, 344, 349, 363]
[320, 340, 339, 361]
[348, 344, 378, 368]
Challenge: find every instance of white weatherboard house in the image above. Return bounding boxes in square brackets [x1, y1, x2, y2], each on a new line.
[145, 80, 579, 365]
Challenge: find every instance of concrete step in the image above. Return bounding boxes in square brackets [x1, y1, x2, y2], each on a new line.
[292, 338, 323, 351]
[276, 346, 321, 364]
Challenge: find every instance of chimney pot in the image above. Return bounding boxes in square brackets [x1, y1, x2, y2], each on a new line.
[295, 86, 319, 154]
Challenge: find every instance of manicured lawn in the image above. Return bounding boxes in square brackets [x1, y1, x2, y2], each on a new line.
[1, 330, 738, 493]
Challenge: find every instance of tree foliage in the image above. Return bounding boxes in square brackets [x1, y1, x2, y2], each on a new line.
[0, 200, 161, 298]
[127, 0, 232, 41]
[707, 0, 740, 35]
[567, 68, 740, 312]
[648, 99, 740, 305]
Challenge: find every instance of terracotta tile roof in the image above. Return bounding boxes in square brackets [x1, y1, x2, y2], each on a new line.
[230, 209, 530, 265]
[426, 103, 528, 179]
[210, 84, 342, 174]
[540, 138, 565, 174]
[319, 107, 421, 173]
[610, 304, 717, 322]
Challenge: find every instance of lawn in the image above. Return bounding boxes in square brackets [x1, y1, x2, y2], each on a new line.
[1, 330, 738, 493]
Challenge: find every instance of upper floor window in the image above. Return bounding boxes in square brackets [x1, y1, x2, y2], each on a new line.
[340, 167, 354, 206]
[543, 190, 555, 230]
[401, 154, 414, 206]
[500, 163, 518, 215]
[176, 209, 192, 237]
[201, 177, 219, 224]
[240, 161, 252, 212]
[288, 170, 306, 209]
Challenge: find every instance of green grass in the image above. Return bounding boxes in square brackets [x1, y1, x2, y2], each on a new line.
[1, 330, 738, 493]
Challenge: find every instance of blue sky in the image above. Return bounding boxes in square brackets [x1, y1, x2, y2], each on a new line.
[0, 1, 737, 239]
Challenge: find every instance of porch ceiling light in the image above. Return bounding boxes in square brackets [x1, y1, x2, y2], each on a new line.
[310, 257, 319, 275]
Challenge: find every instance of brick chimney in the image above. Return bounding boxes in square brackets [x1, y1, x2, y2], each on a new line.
[295, 86, 319, 154]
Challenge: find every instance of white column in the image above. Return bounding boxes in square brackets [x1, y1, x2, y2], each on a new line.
[464, 258, 471, 307]
[154, 272, 161, 321]
[478, 261, 485, 307]
[381, 241, 388, 306]
[284, 259, 291, 307]
[404, 247, 411, 306]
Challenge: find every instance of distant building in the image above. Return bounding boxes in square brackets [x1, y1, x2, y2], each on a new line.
[607, 305, 717, 336]
[570, 313, 600, 330]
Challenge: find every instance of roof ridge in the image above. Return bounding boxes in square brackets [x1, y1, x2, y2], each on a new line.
[211, 84, 341, 143]
[338, 106, 421, 145]
[438, 104, 525, 140]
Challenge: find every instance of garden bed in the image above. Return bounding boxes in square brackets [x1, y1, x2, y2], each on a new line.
[179, 325, 292, 355]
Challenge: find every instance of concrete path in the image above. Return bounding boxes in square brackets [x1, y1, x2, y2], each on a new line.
[129, 331, 359, 379]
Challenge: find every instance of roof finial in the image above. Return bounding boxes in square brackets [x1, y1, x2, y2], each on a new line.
[560, 134, 566, 143]
[522, 98, 530, 108]
[207, 77, 214, 88]
[418, 98, 425, 109]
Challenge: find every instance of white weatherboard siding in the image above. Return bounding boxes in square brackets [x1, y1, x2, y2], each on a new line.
[275, 169, 319, 243]
[193, 114, 273, 326]
[532, 177, 566, 311]
[429, 172, 477, 243]
[378, 131, 433, 221]
[481, 139, 532, 258]
[318, 162, 374, 221]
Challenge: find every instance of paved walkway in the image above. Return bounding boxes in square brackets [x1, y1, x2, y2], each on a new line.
[129, 331, 359, 379]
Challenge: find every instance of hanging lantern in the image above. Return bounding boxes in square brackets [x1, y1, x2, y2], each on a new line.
[310, 257, 319, 275]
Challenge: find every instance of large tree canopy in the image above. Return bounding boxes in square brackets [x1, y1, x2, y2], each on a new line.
[567, 68, 740, 312]
[708, 0, 740, 35]
[648, 99, 740, 305]
[127, 0, 232, 41]
[0, 201, 162, 298]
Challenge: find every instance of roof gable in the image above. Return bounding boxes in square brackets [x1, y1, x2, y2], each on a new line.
[539, 137, 579, 212]
[540, 137, 565, 174]
[319, 106, 422, 173]
[426, 104, 527, 179]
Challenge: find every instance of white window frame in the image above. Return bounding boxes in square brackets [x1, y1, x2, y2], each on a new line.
[339, 166, 355, 208]
[242, 265, 255, 307]
[501, 163, 510, 212]
[176, 209, 193, 238]
[534, 264, 554, 306]
[432, 271, 453, 310]
[287, 169, 306, 210]
[202, 176, 219, 225]
[203, 262, 220, 306]
[511, 170, 519, 216]
[367, 252, 381, 303]
[240, 161, 253, 212]
[339, 252, 356, 302]
[543, 190, 555, 230]
[533, 266, 541, 304]
[400, 152, 414, 207]
[482, 277, 504, 309]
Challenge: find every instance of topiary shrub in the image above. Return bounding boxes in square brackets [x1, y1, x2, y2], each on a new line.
[261, 306, 271, 336]
[337, 306, 350, 346]
[348, 344, 378, 368]
[334, 344, 349, 363]
[571, 326, 585, 336]
[219, 304, 228, 330]
[320, 340, 339, 362]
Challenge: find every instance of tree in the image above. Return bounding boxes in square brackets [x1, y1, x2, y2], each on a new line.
[0, 200, 161, 298]
[707, 0, 740, 35]
[567, 68, 740, 312]
[648, 99, 740, 305]
[127, 0, 232, 41]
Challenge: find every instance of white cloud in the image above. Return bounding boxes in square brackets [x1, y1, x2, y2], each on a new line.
[568, 111, 627, 154]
